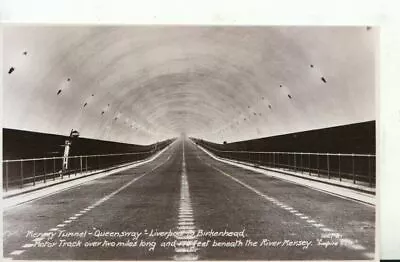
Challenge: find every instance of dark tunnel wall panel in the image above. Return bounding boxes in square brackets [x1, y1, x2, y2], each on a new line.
[198, 121, 376, 154]
[2, 128, 171, 160]
[3, 26, 376, 144]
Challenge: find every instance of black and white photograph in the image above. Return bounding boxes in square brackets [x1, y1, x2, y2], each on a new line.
[1, 24, 378, 261]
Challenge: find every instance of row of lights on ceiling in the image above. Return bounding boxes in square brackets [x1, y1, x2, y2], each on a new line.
[7, 50, 155, 134]
[213, 63, 329, 137]
[10, 30, 370, 140]
[239, 64, 328, 123]
[6, 25, 372, 77]
[195, 27, 373, 141]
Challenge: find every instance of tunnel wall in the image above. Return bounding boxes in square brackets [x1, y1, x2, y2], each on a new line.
[194, 120, 375, 154]
[2, 128, 174, 160]
[3, 27, 376, 144]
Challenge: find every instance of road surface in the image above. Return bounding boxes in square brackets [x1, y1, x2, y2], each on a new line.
[3, 139, 375, 260]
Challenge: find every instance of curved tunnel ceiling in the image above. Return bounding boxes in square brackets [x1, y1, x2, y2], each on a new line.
[3, 26, 376, 145]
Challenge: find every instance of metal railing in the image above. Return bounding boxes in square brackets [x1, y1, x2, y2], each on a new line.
[2, 149, 162, 192]
[197, 142, 376, 187]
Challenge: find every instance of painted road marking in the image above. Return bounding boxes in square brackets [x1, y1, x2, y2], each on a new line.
[179, 211, 193, 215]
[178, 225, 196, 230]
[208, 163, 372, 259]
[178, 221, 195, 226]
[8, 152, 172, 258]
[10, 250, 25, 255]
[179, 214, 193, 218]
[179, 217, 195, 222]
[3, 143, 173, 210]
[364, 252, 375, 259]
[174, 141, 198, 261]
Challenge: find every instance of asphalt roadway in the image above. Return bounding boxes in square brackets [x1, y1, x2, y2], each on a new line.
[3, 139, 375, 260]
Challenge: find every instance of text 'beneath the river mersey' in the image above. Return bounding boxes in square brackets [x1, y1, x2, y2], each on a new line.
[21, 228, 344, 252]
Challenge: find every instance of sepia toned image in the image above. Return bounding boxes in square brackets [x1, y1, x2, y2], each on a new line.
[2, 26, 376, 261]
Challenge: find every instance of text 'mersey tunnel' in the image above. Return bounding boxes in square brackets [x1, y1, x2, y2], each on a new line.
[2, 26, 376, 261]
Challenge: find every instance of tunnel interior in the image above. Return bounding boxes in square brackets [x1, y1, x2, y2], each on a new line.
[3, 26, 376, 145]
[2, 25, 377, 261]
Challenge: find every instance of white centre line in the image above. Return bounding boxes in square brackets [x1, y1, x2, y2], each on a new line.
[174, 141, 198, 261]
